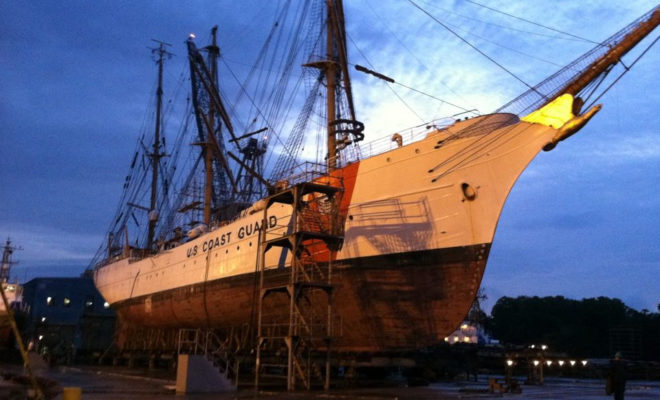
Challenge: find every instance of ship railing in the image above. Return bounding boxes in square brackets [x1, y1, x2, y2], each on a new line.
[259, 322, 336, 343]
[177, 328, 236, 380]
[205, 330, 236, 379]
[290, 331, 326, 388]
[299, 203, 347, 237]
[263, 210, 346, 243]
[261, 259, 334, 285]
[296, 255, 326, 282]
[273, 161, 344, 190]
[177, 328, 204, 355]
[260, 265, 291, 281]
[96, 247, 154, 267]
[357, 117, 455, 159]
[262, 217, 289, 241]
[106, 245, 193, 266]
[258, 316, 329, 341]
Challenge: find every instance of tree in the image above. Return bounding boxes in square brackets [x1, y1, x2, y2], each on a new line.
[490, 296, 660, 360]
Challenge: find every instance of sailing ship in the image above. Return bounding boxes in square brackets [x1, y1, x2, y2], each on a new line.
[1, 239, 24, 347]
[92, 2, 660, 352]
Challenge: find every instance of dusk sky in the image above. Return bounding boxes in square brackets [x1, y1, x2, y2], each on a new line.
[1, 0, 658, 313]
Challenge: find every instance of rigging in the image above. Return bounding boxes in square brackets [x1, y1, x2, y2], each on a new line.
[363, 0, 476, 113]
[463, 0, 602, 45]
[354, 64, 477, 114]
[407, 0, 543, 97]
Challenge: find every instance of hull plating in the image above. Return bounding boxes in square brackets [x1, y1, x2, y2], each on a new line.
[113, 245, 489, 351]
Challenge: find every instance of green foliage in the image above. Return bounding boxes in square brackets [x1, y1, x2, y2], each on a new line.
[490, 296, 660, 360]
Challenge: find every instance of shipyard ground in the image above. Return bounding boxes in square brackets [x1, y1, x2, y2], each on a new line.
[2, 361, 660, 399]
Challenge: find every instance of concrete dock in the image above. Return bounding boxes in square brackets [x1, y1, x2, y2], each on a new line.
[2, 362, 660, 400]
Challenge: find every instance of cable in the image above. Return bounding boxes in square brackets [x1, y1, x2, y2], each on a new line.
[393, 78, 475, 113]
[585, 34, 660, 109]
[437, 18, 563, 67]
[419, 0, 587, 43]
[364, 0, 476, 111]
[463, 0, 602, 45]
[345, 33, 424, 122]
[407, 0, 543, 97]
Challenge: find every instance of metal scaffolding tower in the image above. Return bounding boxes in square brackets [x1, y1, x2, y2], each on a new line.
[255, 173, 344, 391]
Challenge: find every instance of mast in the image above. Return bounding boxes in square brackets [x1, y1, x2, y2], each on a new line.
[326, 5, 338, 172]
[203, 28, 219, 226]
[324, 0, 363, 173]
[562, 7, 660, 100]
[147, 40, 172, 249]
[534, 6, 660, 112]
[187, 27, 239, 225]
[1, 238, 17, 283]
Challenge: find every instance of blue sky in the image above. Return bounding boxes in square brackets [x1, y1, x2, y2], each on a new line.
[1, 1, 658, 313]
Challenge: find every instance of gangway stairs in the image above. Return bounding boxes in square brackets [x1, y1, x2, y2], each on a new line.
[255, 171, 345, 391]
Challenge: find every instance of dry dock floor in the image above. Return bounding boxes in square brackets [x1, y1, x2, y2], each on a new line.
[2, 362, 659, 399]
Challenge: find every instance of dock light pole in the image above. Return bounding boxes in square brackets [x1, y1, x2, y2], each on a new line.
[539, 346, 546, 384]
[505, 359, 514, 386]
[532, 359, 543, 385]
[527, 343, 547, 385]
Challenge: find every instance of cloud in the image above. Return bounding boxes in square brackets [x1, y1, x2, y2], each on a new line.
[589, 132, 660, 162]
[0, 223, 102, 270]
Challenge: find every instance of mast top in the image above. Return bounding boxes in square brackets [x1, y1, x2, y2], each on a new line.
[324, 0, 363, 172]
[146, 39, 171, 250]
[1, 238, 21, 283]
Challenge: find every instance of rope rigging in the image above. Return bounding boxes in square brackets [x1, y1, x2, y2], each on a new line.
[345, 32, 425, 122]
[363, 0, 477, 113]
[434, 18, 564, 67]
[358, 0, 579, 126]
[462, 0, 602, 45]
[427, 6, 660, 183]
[419, 0, 592, 43]
[582, 34, 659, 110]
[407, 0, 543, 96]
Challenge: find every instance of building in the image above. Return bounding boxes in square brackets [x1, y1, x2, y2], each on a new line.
[22, 274, 115, 363]
[445, 322, 479, 345]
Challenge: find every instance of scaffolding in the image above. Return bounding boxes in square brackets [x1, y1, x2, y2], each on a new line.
[255, 174, 345, 390]
[110, 323, 179, 368]
[177, 326, 249, 386]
